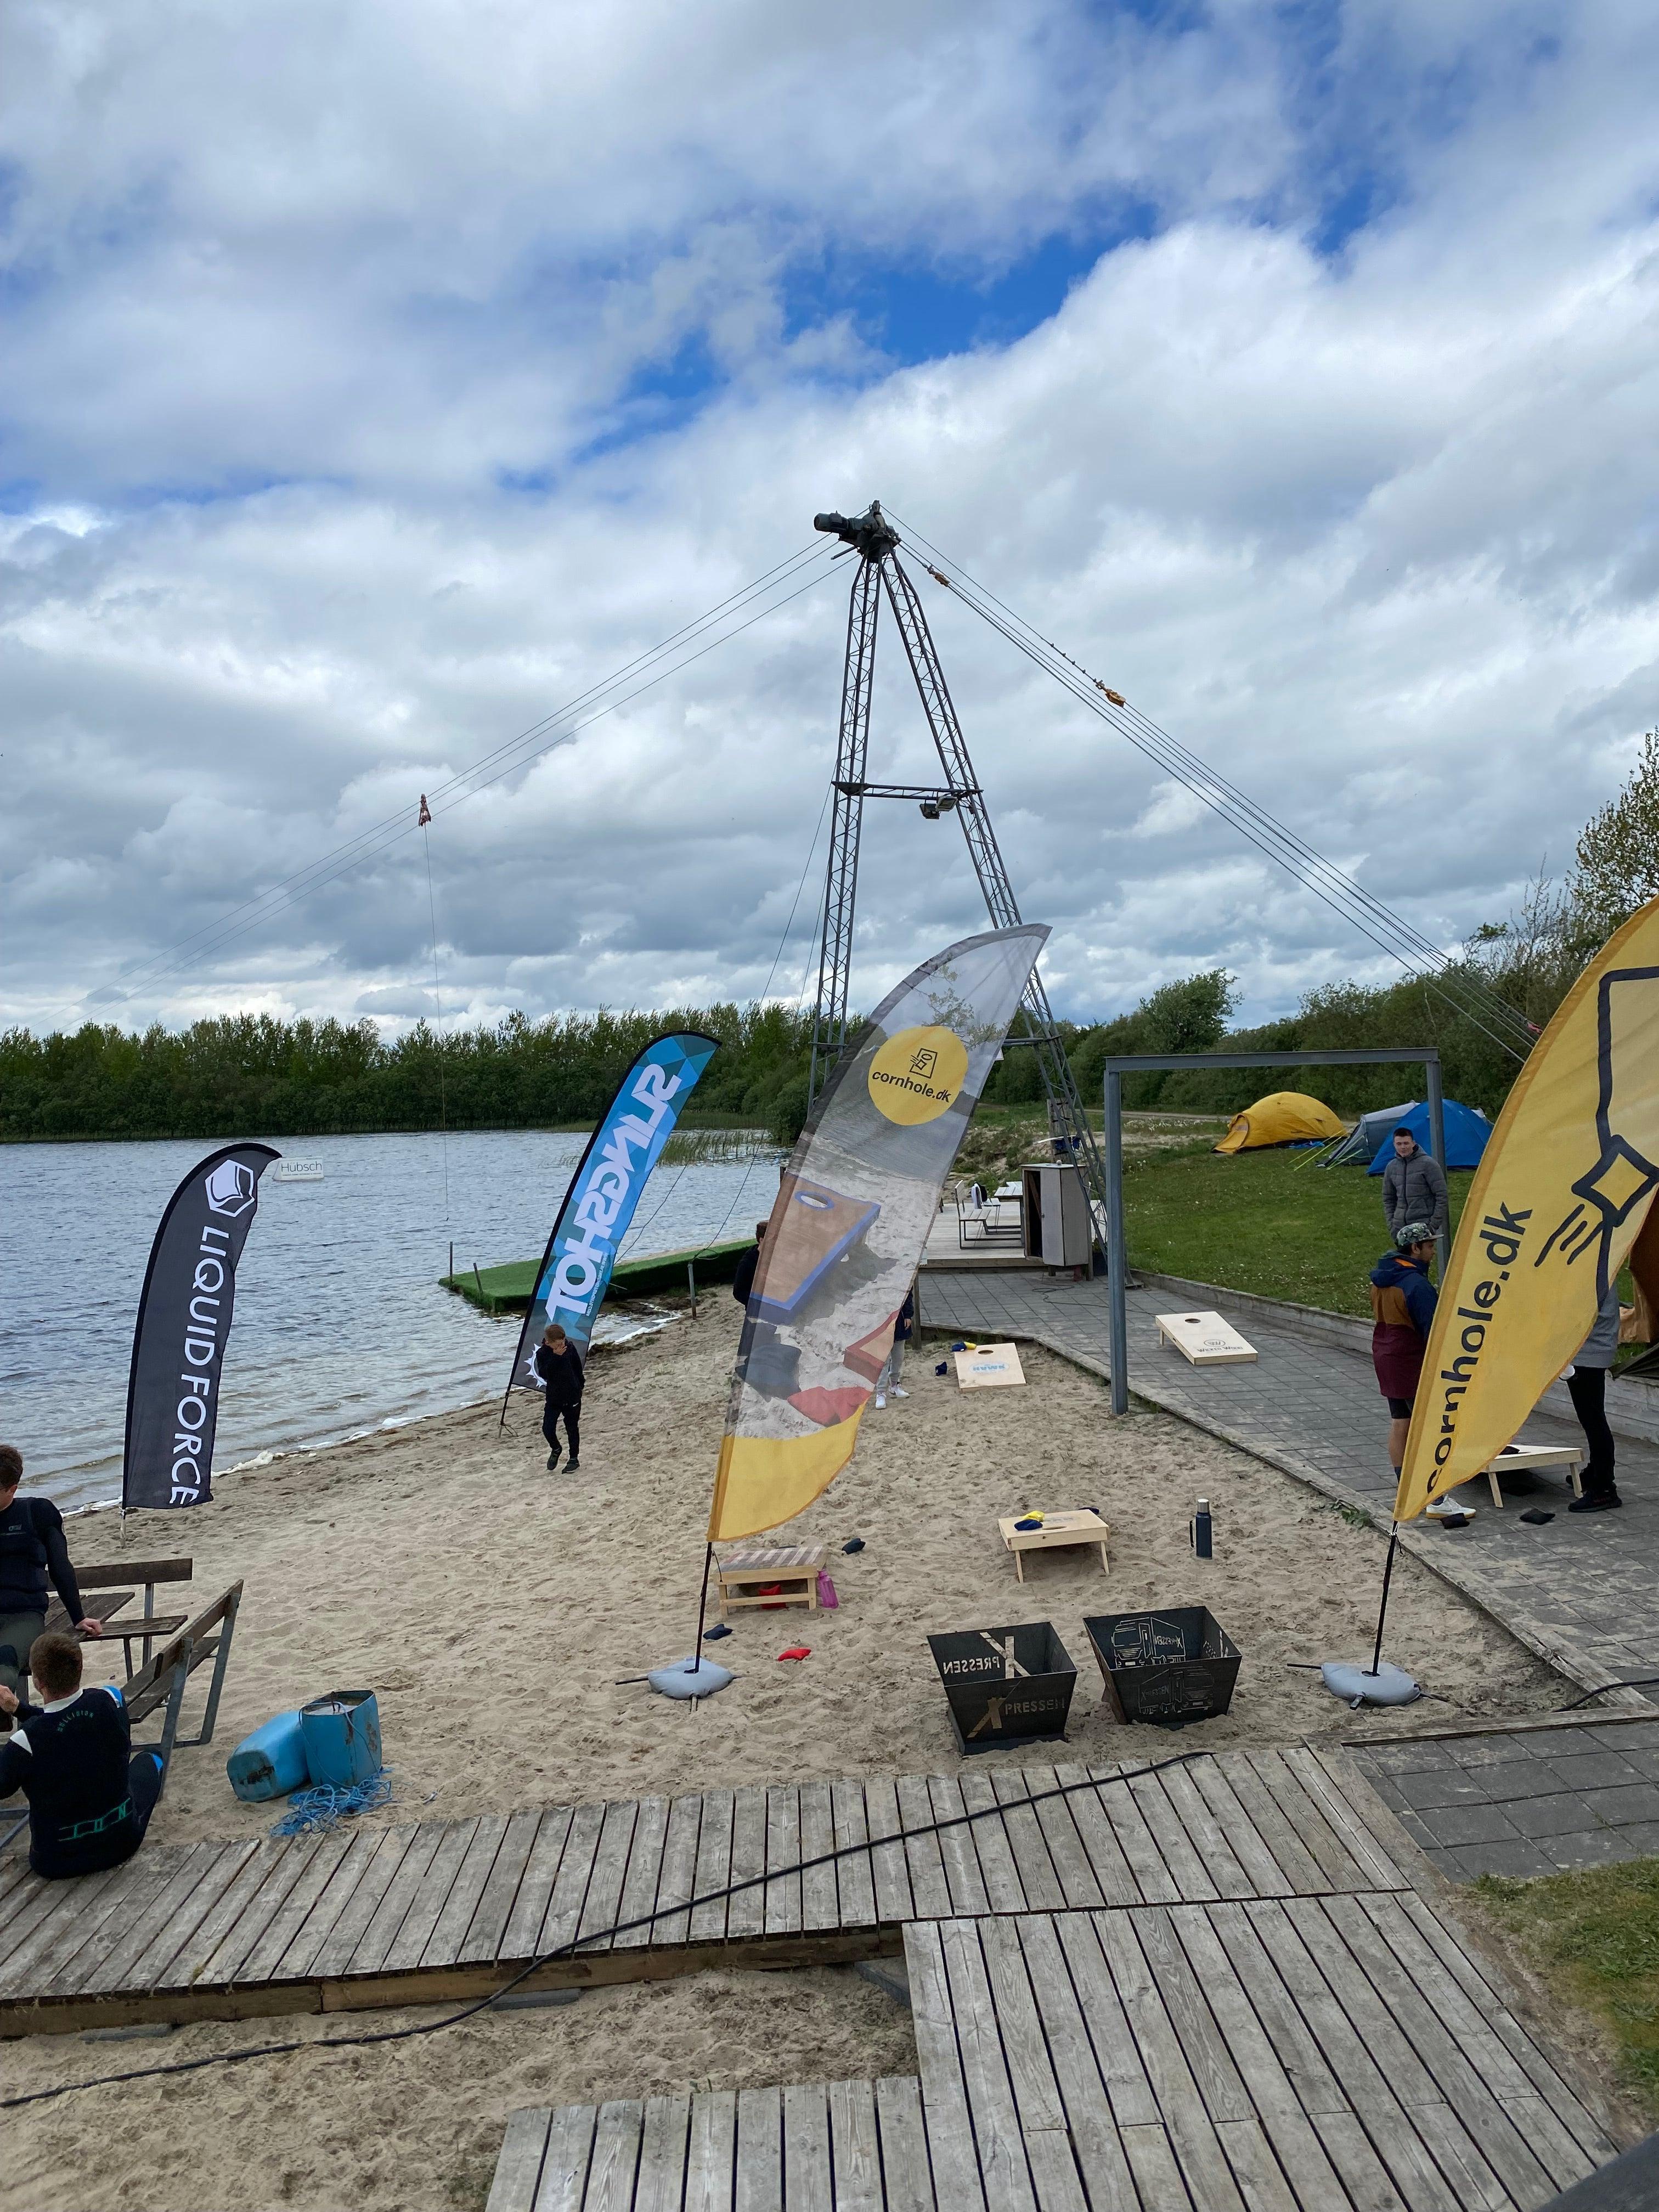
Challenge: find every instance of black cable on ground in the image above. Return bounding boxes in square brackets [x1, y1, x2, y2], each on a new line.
[1558, 1677, 1659, 1711]
[0, 1741, 1223, 2111]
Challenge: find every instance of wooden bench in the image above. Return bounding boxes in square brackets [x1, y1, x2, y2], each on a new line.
[44, 1558, 194, 1675]
[121, 1582, 244, 1779]
[715, 1547, 825, 1615]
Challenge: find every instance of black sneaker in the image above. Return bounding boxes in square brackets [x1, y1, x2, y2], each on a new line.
[1568, 1491, 1622, 1513]
[545, 1451, 561, 1471]
[565, 1458, 581, 1472]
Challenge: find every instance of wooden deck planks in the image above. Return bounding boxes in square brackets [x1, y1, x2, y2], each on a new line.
[654, 1791, 704, 1948]
[797, 1782, 838, 1934]
[830, 1779, 877, 1929]
[486, 1868, 1622, 2212]
[685, 2089, 736, 2212]
[898, 1897, 1620, 2212]
[726, 1785, 770, 1943]
[500, 1807, 575, 1965]
[689, 1788, 735, 1946]
[0, 1743, 1491, 2045]
[459, 1807, 546, 1967]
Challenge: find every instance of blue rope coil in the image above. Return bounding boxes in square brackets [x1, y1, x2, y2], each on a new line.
[270, 1769, 393, 1837]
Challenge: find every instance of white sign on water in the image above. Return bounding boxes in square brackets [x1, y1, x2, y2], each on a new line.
[1, 1126, 779, 1512]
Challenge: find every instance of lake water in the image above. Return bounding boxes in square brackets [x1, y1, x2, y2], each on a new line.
[0, 1128, 781, 1514]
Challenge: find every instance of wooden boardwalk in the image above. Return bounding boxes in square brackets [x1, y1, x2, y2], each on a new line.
[0, 1747, 1408, 2036]
[488, 2078, 935, 2212]
[492, 1898, 1619, 2212]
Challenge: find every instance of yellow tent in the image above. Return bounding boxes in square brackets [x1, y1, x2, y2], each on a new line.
[1214, 1091, 1345, 1155]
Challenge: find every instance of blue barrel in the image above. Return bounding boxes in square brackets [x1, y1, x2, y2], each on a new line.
[300, 1691, 382, 1787]
[227, 1710, 309, 1802]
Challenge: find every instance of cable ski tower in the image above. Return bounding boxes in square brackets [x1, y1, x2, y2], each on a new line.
[805, 500, 1109, 1222]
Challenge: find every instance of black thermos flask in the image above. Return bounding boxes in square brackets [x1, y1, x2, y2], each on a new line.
[1191, 1497, 1213, 1560]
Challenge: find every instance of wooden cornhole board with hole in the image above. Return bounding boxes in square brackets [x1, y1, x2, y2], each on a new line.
[714, 1544, 825, 1615]
[1465, 1441, 1583, 1510]
[997, 1509, 1110, 1582]
[1156, 1310, 1258, 1366]
[954, 1341, 1026, 1388]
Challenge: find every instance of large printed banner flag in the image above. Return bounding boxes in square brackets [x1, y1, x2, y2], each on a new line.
[503, 1031, 720, 1404]
[124, 1142, 279, 1511]
[1397, 896, 1659, 1521]
[709, 925, 1047, 1543]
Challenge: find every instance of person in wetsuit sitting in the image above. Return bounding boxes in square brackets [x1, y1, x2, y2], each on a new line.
[0, 1632, 164, 1880]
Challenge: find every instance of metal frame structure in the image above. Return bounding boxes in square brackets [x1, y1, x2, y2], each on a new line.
[806, 504, 1108, 1217]
[1103, 1047, 1447, 1415]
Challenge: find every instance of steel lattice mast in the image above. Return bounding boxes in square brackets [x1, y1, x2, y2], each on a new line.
[805, 503, 1109, 1226]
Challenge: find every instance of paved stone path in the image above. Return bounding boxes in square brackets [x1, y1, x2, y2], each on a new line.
[1352, 1718, 1659, 1883]
[917, 1267, 1659, 1711]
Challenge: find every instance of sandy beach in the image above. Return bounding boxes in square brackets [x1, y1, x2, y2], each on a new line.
[64, 1296, 1559, 1849]
[2, 1299, 1567, 2209]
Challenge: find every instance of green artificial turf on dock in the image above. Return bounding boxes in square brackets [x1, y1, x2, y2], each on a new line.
[442, 1236, 752, 1313]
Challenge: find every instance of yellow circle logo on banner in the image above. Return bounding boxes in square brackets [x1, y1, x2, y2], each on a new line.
[868, 1024, 969, 1124]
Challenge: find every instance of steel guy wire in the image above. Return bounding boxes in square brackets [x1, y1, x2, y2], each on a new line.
[122, 552, 843, 992]
[889, 513, 1535, 1059]
[109, 540, 838, 995]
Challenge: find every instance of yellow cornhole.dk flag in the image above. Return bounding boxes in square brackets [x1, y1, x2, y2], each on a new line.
[1396, 897, 1659, 1521]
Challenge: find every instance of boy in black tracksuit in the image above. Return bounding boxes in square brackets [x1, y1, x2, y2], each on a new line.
[535, 1324, 585, 1473]
[0, 1632, 163, 1880]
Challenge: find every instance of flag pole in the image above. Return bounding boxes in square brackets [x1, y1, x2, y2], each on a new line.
[1370, 1526, 1400, 1677]
[690, 1543, 714, 1670]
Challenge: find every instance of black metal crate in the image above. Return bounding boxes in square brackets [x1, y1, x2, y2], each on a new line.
[927, 1620, 1077, 1755]
[1084, 1607, 1240, 1729]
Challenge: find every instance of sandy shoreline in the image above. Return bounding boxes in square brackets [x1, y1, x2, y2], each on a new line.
[60, 1297, 1558, 1844]
[3, 1298, 1568, 2210]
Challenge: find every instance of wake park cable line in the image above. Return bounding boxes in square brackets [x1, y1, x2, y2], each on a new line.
[0, 1740, 1228, 2112]
[889, 509, 1535, 1038]
[109, 541, 841, 996]
[888, 512, 1537, 1062]
[420, 804, 452, 1222]
[679, 782, 837, 1268]
[904, 522, 1537, 1063]
[901, 522, 1536, 1063]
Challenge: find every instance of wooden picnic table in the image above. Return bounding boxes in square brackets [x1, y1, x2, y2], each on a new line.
[42, 1558, 193, 1675]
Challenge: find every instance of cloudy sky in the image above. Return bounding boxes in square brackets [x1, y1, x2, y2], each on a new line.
[5, 0, 1658, 1039]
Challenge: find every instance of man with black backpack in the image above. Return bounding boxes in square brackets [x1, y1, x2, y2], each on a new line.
[0, 1443, 102, 1712]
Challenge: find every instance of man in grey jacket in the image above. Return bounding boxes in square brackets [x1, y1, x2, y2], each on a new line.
[1381, 1128, 1448, 1243]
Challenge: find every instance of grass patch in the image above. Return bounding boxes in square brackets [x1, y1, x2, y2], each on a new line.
[1315, 1499, 1375, 1531]
[1121, 1143, 1474, 1316]
[1475, 1858, 1659, 2119]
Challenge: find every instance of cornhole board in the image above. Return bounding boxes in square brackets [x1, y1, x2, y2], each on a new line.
[1155, 1310, 1257, 1366]
[714, 1544, 826, 1615]
[1471, 1441, 1583, 1509]
[997, 1509, 1110, 1582]
[955, 1342, 1026, 1389]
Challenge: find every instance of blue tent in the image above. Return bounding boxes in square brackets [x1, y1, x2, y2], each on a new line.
[1364, 1098, 1491, 1173]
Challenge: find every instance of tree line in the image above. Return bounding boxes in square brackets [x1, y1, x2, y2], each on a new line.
[9, 731, 1656, 1143]
[0, 1004, 818, 1144]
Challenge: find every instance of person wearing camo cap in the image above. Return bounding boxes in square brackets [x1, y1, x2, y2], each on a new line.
[1369, 1220, 1442, 1505]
